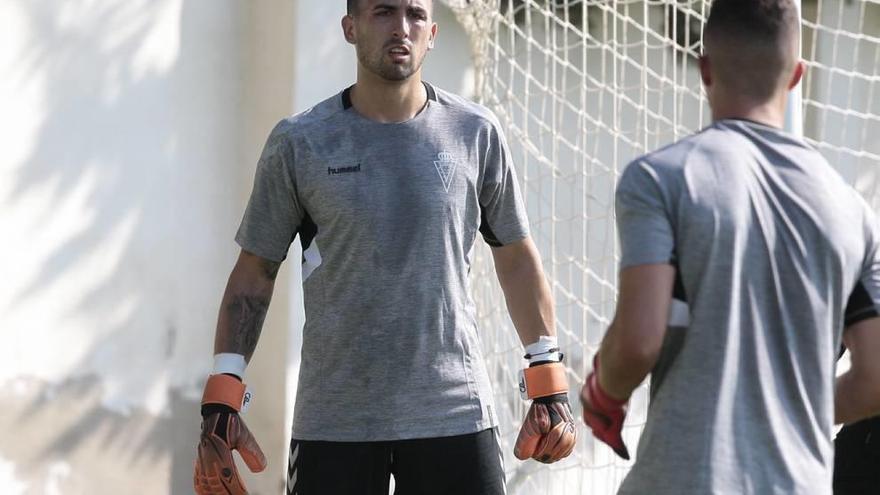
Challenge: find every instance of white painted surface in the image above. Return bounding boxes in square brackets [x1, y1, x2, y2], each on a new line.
[0, 457, 28, 495]
[1, 0, 294, 492]
[0, 0, 243, 414]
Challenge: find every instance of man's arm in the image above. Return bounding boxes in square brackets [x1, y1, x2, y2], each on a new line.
[194, 249, 278, 494]
[213, 249, 281, 362]
[835, 316, 880, 424]
[595, 264, 675, 400]
[491, 236, 555, 344]
[578, 263, 674, 459]
[493, 236, 576, 463]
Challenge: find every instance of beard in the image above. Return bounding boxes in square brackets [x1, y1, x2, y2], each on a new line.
[357, 44, 426, 82]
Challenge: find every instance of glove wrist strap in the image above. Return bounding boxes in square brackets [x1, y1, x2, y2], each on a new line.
[201, 374, 252, 412]
[519, 362, 568, 400]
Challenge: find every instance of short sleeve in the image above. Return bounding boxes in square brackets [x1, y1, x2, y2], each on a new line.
[478, 123, 529, 247]
[844, 201, 880, 327]
[615, 160, 675, 269]
[235, 120, 304, 262]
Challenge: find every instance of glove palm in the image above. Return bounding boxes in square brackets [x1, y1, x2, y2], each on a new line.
[194, 411, 267, 495]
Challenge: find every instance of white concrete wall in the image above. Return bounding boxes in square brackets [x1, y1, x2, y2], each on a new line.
[0, 0, 295, 493]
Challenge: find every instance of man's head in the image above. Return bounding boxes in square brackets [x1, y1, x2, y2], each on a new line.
[342, 0, 438, 82]
[701, 0, 804, 109]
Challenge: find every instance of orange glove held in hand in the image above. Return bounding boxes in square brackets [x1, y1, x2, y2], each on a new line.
[580, 356, 630, 460]
[514, 362, 577, 463]
[194, 374, 266, 495]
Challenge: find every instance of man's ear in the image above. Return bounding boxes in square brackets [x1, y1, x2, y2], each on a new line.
[342, 15, 356, 45]
[428, 23, 438, 50]
[788, 60, 806, 91]
[699, 55, 712, 88]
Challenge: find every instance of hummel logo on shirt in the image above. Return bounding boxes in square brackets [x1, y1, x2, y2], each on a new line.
[328, 164, 361, 175]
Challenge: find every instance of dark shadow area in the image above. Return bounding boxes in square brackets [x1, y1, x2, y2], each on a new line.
[1, 376, 200, 494]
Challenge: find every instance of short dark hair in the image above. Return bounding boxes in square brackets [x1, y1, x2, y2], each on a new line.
[347, 0, 434, 16]
[703, 0, 800, 100]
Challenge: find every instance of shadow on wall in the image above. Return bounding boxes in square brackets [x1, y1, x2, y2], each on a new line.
[2, 377, 198, 494]
[2, 0, 246, 493]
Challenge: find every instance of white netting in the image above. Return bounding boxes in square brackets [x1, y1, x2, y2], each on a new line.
[439, 0, 880, 493]
[803, 0, 880, 209]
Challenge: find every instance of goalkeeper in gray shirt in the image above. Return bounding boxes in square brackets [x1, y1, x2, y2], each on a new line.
[580, 0, 880, 494]
[191, 1, 577, 494]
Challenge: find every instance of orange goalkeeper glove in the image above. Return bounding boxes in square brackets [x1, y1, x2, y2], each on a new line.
[514, 361, 577, 463]
[193, 374, 266, 495]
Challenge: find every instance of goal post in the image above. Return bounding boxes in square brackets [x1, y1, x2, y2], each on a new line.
[440, 1, 880, 493]
[787, 0, 805, 137]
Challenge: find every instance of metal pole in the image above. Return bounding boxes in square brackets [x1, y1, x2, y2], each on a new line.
[785, 0, 804, 137]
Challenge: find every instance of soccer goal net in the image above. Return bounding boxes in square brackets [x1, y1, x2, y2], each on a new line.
[440, 1, 880, 493]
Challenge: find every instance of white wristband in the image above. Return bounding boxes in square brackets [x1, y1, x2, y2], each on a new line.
[213, 353, 247, 379]
[524, 335, 562, 365]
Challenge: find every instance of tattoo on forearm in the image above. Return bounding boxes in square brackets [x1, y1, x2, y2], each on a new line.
[226, 295, 270, 356]
[260, 259, 281, 281]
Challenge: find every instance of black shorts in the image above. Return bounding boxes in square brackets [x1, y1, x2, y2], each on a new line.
[834, 416, 880, 494]
[287, 428, 506, 495]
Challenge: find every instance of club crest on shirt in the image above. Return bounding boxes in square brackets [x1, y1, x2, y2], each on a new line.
[433, 151, 458, 192]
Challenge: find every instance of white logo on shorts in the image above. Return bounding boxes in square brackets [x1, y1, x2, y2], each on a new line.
[433, 151, 458, 192]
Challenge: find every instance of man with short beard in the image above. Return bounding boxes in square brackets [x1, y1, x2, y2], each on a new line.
[191, 1, 577, 494]
[579, 0, 880, 494]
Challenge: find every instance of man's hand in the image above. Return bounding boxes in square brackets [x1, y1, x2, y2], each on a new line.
[194, 411, 267, 495]
[514, 362, 577, 463]
[580, 356, 630, 460]
[194, 374, 266, 495]
[514, 394, 577, 463]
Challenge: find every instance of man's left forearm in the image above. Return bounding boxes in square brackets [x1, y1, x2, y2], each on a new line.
[491, 237, 556, 346]
[595, 323, 659, 400]
[595, 264, 675, 400]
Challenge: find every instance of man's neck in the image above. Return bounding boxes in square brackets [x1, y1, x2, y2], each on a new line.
[350, 70, 428, 124]
[710, 92, 788, 129]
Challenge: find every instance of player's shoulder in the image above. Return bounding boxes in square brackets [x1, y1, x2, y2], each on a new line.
[621, 130, 707, 181]
[428, 84, 504, 131]
[622, 119, 792, 180]
[269, 91, 348, 139]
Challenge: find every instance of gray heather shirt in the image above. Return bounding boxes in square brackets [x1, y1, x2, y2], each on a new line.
[615, 119, 880, 495]
[236, 83, 529, 441]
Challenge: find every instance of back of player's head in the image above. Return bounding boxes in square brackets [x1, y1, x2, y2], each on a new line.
[703, 0, 801, 101]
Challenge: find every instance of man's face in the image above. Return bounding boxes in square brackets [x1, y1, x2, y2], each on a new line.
[344, 0, 437, 82]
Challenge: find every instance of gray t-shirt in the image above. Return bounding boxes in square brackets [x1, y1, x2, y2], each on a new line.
[615, 119, 880, 495]
[236, 83, 529, 441]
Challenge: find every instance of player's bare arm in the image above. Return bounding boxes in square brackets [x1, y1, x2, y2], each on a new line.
[835, 316, 880, 424]
[595, 264, 675, 399]
[194, 249, 279, 495]
[491, 236, 555, 345]
[580, 263, 674, 459]
[214, 250, 281, 360]
[492, 236, 577, 463]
